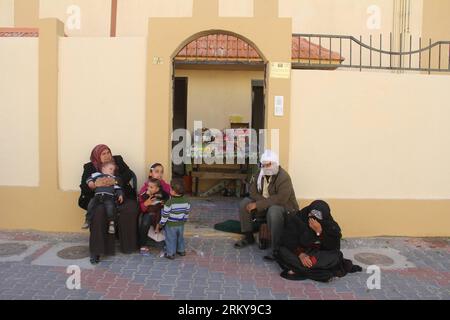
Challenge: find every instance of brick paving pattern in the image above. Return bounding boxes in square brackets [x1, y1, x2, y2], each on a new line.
[0, 197, 449, 300]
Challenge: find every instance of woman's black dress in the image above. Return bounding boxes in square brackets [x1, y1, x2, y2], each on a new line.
[79, 155, 138, 255]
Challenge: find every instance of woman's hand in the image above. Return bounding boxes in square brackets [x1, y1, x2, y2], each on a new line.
[88, 181, 96, 190]
[94, 178, 106, 188]
[95, 177, 115, 187]
[144, 196, 158, 207]
[103, 177, 116, 187]
[143, 198, 153, 207]
[155, 224, 161, 234]
[118, 195, 124, 204]
[309, 218, 322, 236]
[299, 253, 313, 268]
[246, 202, 257, 212]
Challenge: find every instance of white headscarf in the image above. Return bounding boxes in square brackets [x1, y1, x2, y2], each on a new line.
[257, 150, 280, 192]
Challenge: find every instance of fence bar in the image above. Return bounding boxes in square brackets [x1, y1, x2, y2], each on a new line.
[429, 39, 432, 74]
[309, 36, 311, 65]
[380, 34, 382, 68]
[399, 33, 403, 69]
[226, 34, 229, 60]
[360, 35, 362, 71]
[409, 34, 412, 69]
[438, 43, 441, 70]
[419, 37, 422, 69]
[195, 38, 198, 62]
[216, 34, 219, 62]
[290, 33, 450, 74]
[349, 38, 352, 67]
[390, 32, 392, 69]
[329, 37, 332, 64]
[319, 36, 322, 64]
[247, 36, 251, 63]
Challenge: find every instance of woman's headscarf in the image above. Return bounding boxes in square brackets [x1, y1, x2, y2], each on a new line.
[307, 200, 333, 221]
[90, 144, 113, 171]
[307, 200, 341, 242]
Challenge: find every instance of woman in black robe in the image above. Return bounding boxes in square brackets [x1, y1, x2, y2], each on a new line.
[275, 200, 362, 282]
[79, 144, 139, 264]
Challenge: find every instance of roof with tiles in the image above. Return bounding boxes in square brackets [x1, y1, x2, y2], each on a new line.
[0, 28, 39, 37]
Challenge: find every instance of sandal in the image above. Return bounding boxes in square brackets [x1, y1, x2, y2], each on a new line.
[280, 270, 307, 281]
[140, 247, 150, 256]
[234, 238, 255, 249]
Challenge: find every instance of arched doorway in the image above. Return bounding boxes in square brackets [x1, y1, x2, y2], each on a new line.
[171, 32, 267, 196]
[145, 1, 292, 184]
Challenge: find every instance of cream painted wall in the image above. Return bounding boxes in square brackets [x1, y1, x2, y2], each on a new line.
[117, 0, 252, 36]
[40, 0, 111, 36]
[0, 38, 39, 186]
[422, 0, 450, 40]
[219, 0, 253, 17]
[58, 37, 147, 191]
[290, 69, 450, 199]
[422, 0, 450, 71]
[36, 0, 427, 40]
[0, 0, 14, 26]
[279, 0, 399, 35]
[117, 0, 193, 36]
[174, 69, 264, 132]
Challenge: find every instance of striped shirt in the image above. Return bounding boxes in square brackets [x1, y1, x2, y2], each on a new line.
[86, 172, 123, 197]
[160, 195, 191, 227]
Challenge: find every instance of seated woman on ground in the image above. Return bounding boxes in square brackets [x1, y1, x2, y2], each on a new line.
[275, 200, 362, 282]
[79, 144, 139, 265]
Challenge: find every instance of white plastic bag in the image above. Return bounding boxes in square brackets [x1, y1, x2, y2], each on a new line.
[148, 225, 165, 242]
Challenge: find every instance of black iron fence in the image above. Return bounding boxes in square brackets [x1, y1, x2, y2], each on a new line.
[293, 33, 450, 74]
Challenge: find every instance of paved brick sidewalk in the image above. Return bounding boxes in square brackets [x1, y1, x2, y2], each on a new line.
[0, 197, 449, 300]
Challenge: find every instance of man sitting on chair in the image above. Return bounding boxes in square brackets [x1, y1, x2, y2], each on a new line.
[234, 150, 299, 260]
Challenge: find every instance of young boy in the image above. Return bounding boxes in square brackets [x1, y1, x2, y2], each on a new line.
[83, 161, 123, 234]
[156, 180, 191, 260]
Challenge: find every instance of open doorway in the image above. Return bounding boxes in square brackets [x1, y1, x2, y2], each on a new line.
[171, 33, 266, 197]
[172, 77, 188, 178]
[251, 80, 265, 148]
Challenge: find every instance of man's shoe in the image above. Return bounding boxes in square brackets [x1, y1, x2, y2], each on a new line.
[234, 232, 255, 249]
[90, 255, 100, 265]
[177, 251, 186, 256]
[164, 254, 175, 260]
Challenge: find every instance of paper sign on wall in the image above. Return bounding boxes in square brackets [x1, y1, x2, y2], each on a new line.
[274, 96, 284, 116]
[270, 62, 291, 79]
[152, 56, 164, 65]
